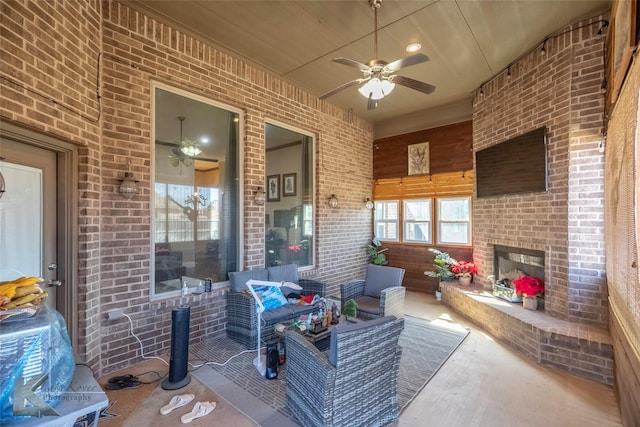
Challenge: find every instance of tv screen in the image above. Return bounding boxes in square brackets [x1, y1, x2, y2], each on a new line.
[475, 127, 548, 198]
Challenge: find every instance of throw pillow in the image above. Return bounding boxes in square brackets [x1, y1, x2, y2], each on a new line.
[253, 285, 288, 312]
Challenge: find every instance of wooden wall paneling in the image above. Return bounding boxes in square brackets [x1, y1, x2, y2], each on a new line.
[386, 244, 473, 293]
[373, 121, 473, 179]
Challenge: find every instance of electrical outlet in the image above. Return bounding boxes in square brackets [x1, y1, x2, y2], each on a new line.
[107, 309, 125, 320]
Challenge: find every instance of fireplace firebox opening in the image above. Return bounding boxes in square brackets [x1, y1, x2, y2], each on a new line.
[492, 245, 545, 309]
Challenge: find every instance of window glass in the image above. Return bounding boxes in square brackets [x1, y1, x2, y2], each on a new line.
[265, 123, 314, 269]
[437, 197, 471, 245]
[404, 199, 432, 243]
[153, 85, 240, 298]
[374, 201, 399, 241]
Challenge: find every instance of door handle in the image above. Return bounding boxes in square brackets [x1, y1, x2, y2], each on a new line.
[47, 280, 63, 287]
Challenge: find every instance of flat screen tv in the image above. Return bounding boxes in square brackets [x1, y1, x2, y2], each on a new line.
[475, 127, 548, 198]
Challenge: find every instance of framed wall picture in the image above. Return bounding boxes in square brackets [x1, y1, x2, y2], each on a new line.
[408, 142, 430, 175]
[267, 174, 280, 201]
[283, 173, 296, 196]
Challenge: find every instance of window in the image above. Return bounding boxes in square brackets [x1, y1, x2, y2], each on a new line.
[374, 197, 471, 246]
[152, 84, 241, 298]
[265, 122, 315, 269]
[437, 197, 471, 245]
[374, 201, 399, 241]
[403, 199, 432, 243]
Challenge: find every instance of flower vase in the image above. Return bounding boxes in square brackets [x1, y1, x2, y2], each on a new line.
[459, 275, 472, 286]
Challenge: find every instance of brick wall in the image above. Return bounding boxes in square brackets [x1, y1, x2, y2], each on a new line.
[472, 16, 607, 327]
[1, 0, 104, 368]
[1, 0, 374, 374]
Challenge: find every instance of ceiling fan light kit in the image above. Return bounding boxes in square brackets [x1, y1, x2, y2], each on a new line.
[358, 78, 395, 100]
[170, 116, 202, 168]
[319, 0, 435, 110]
[180, 144, 202, 157]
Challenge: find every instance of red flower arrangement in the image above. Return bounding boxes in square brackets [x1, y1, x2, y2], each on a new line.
[450, 261, 478, 277]
[288, 245, 301, 253]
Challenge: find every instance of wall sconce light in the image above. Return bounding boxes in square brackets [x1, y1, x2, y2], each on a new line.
[119, 171, 139, 199]
[254, 187, 266, 205]
[364, 198, 374, 210]
[328, 194, 338, 208]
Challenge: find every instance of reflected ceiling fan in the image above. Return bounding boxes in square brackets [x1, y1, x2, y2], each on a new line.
[156, 117, 218, 169]
[319, 0, 435, 110]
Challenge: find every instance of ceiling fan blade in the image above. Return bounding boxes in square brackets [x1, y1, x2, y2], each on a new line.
[390, 75, 436, 95]
[331, 57, 370, 71]
[385, 53, 429, 73]
[367, 93, 378, 110]
[319, 78, 366, 100]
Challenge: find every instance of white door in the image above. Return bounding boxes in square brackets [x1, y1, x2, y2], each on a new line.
[0, 139, 60, 312]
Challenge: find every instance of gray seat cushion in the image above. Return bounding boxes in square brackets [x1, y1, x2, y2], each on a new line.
[328, 316, 396, 366]
[363, 265, 405, 298]
[354, 295, 381, 316]
[268, 264, 299, 283]
[261, 303, 316, 323]
[229, 268, 268, 292]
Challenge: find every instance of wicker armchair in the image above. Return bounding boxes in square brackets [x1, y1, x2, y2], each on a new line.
[286, 316, 405, 427]
[340, 264, 406, 320]
[225, 264, 326, 348]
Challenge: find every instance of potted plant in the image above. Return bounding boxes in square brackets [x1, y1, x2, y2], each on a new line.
[342, 299, 358, 322]
[450, 260, 478, 286]
[366, 238, 388, 265]
[424, 249, 456, 300]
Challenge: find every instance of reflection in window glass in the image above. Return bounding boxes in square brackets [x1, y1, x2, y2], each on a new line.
[265, 123, 314, 269]
[438, 197, 471, 245]
[153, 85, 240, 298]
[375, 201, 399, 241]
[404, 199, 432, 243]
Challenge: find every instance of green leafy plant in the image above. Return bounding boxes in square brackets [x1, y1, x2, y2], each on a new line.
[366, 238, 388, 265]
[424, 248, 457, 290]
[342, 299, 358, 319]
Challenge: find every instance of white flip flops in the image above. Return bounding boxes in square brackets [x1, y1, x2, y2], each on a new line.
[180, 401, 216, 424]
[160, 393, 195, 415]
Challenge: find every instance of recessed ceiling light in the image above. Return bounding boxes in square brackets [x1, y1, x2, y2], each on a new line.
[406, 43, 421, 53]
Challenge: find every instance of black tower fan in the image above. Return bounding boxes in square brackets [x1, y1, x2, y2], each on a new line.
[161, 305, 192, 390]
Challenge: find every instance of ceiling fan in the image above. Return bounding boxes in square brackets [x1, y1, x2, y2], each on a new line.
[156, 117, 218, 169]
[319, 0, 435, 110]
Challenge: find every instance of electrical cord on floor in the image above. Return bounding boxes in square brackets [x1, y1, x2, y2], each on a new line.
[188, 348, 257, 370]
[75, 362, 96, 376]
[122, 312, 169, 366]
[134, 370, 167, 384]
[190, 312, 266, 369]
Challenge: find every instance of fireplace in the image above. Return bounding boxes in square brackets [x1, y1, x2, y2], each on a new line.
[492, 245, 545, 306]
[494, 245, 545, 281]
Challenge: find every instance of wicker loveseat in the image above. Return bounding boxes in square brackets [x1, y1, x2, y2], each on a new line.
[225, 264, 326, 348]
[286, 316, 405, 427]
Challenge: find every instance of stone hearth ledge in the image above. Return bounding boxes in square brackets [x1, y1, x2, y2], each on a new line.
[441, 282, 613, 385]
